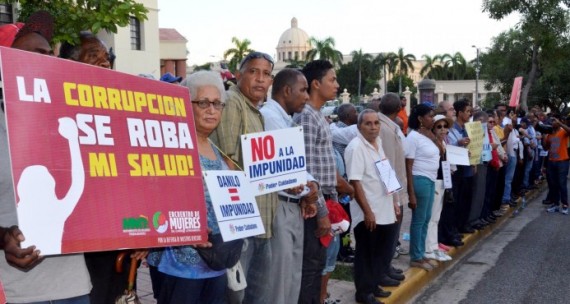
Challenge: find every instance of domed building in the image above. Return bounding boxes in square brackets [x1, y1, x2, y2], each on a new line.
[276, 17, 311, 62]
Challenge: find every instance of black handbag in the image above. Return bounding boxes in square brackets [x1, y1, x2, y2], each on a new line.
[195, 234, 244, 271]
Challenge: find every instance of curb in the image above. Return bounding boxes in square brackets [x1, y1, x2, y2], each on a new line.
[381, 184, 546, 304]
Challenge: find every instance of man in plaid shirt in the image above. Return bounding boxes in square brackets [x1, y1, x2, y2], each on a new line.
[294, 60, 337, 303]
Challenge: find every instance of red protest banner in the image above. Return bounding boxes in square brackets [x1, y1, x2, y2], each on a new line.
[509, 76, 523, 107]
[0, 47, 207, 255]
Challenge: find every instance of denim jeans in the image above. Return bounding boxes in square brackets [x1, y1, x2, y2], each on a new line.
[547, 160, 570, 206]
[155, 273, 227, 304]
[502, 155, 517, 202]
[18, 295, 90, 304]
[410, 175, 435, 261]
[522, 158, 534, 189]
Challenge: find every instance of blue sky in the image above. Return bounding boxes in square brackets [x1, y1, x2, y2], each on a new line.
[157, 0, 520, 65]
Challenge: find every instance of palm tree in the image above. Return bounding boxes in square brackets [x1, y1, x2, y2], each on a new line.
[373, 52, 396, 93]
[351, 49, 373, 98]
[305, 36, 343, 67]
[420, 54, 437, 78]
[285, 54, 306, 69]
[223, 37, 254, 73]
[390, 48, 416, 94]
[441, 52, 468, 80]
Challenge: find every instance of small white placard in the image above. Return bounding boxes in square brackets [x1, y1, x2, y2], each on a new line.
[442, 161, 453, 189]
[374, 159, 402, 194]
[446, 145, 471, 166]
[203, 170, 265, 241]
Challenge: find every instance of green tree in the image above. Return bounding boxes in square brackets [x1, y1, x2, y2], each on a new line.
[193, 62, 212, 71]
[372, 52, 394, 93]
[440, 52, 469, 80]
[387, 75, 416, 95]
[9, 0, 148, 44]
[389, 47, 416, 94]
[481, 27, 570, 112]
[480, 29, 532, 98]
[305, 36, 343, 67]
[350, 49, 373, 98]
[386, 74, 417, 105]
[284, 54, 306, 69]
[419, 54, 437, 78]
[483, 0, 570, 111]
[336, 61, 359, 97]
[337, 52, 380, 100]
[223, 37, 254, 73]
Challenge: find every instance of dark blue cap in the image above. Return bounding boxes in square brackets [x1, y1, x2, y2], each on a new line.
[160, 72, 182, 83]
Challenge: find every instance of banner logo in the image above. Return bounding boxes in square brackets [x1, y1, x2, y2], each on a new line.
[153, 212, 169, 233]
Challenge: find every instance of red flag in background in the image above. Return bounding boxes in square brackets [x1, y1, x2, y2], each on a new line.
[509, 77, 523, 107]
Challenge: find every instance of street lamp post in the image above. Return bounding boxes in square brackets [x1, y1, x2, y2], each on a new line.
[472, 45, 480, 107]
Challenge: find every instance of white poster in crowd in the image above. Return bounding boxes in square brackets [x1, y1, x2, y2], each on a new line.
[446, 145, 470, 166]
[203, 170, 265, 241]
[241, 127, 307, 196]
[374, 159, 402, 194]
[481, 123, 492, 162]
[441, 161, 453, 189]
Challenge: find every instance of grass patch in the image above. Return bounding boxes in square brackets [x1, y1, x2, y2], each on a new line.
[330, 263, 353, 282]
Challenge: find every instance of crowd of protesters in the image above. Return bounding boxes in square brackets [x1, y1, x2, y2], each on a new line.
[0, 10, 567, 304]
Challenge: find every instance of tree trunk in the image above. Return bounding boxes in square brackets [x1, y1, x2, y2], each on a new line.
[520, 44, 539, 112]
[357, 61, 362, 99]
[383, 65, 387, 94]
[398, 74, 402, 95]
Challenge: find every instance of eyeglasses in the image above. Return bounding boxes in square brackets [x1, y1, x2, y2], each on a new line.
[435, 124, 448, 129]
[488, 120, 496, 124]
[191, 100, 225, 110]
[239, 52, 275, 69]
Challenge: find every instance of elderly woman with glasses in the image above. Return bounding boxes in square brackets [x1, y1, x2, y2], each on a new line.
[147, 71, 230, 304]
[424, 114, 454, 263]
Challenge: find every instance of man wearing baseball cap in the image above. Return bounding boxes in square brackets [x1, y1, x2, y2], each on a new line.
[0, 10, 92, 304]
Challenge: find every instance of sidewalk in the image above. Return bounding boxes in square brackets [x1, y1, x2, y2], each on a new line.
[134, 185, 545, 304]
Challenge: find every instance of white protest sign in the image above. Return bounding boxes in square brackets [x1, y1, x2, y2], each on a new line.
[442, 161, 452, 189]
[446, 145, 470, 166]
[481, 123, 492, 162]
[203, 170, 265, 241]
[241, 127, 307, 196]
[374, 159, 402, 194]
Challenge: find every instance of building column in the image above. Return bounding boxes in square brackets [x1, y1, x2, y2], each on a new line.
[175, 60, 187, 78]
[164, 60, 175, 75]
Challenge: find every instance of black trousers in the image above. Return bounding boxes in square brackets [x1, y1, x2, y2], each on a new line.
[481, 166, 499, 219]
[492, 166, 506, 211]
[453, 170, 474, 231]
[354, 221, 398, 297]
[85, 251, 133, 304]
[438, 194, 458, 243]
[298, 216, 326, 304]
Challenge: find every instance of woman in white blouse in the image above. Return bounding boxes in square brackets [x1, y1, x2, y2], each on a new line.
[405, 104, 440, 271]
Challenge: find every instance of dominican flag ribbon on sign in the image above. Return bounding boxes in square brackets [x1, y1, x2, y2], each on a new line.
[228, 188, 240, 201]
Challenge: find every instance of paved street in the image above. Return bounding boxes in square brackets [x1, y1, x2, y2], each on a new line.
[416, 186, 570, 304]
